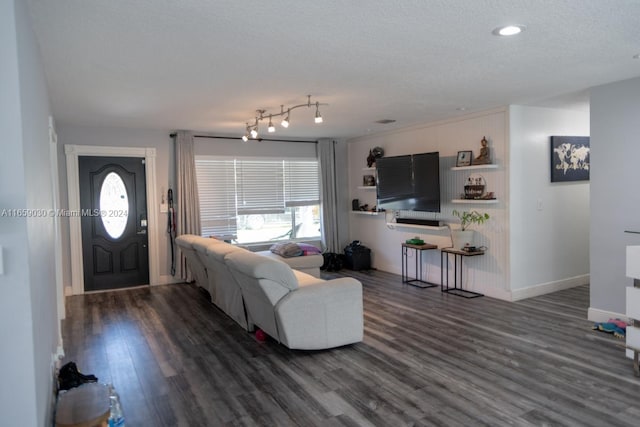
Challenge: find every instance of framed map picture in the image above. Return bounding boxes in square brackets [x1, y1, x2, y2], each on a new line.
[550, 136, 590, 182]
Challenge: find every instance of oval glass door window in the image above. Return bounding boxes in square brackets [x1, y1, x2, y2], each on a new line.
[99, 172, 129, 239]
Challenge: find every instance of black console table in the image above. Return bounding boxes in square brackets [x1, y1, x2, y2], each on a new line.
[401, 243, 438, 288]
[440, 247, 485, 298]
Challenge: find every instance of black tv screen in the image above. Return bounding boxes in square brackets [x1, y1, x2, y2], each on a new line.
[376, 152, 440, 212]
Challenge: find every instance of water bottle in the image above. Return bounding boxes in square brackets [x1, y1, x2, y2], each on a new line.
[107, 384, 125, 427]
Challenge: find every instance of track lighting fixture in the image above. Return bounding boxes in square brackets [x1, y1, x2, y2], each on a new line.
[242, 95, 326, 139]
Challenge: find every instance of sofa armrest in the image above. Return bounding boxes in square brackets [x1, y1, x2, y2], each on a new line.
[274, 278, 363, 350]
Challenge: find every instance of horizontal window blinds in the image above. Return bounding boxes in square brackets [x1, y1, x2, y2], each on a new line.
[285, 161, 320, 206]
[195, 159, 238, 239]
[236, 160, 285, 215]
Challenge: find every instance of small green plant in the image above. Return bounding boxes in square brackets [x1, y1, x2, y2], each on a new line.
[452, 210, 490, 231]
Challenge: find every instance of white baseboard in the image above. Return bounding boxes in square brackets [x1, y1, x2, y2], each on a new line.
[64, 285, 73, 296]
[511, 274, 590, 301]
[156, 274, 184, 285]
[477, 286, 512, 301]
[587, 306, 628, 323]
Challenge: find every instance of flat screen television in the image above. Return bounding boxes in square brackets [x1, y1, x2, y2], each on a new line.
[376, 152, 440, 212]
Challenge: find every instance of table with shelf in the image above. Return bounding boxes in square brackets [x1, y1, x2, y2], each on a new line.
[401, 242, 439, 288]
[440, 247, 485, 298]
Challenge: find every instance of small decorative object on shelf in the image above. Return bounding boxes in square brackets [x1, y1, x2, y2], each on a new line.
[367, 150, 376, 167]
[363, 175, 376, 186]
[473, 136, 491, 165]
[366, 146, 384, 167]
[456, 150, 473, 167]
[464, 174, 485, 199]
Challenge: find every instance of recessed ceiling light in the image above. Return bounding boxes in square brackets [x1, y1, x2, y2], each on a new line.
[492, 25, 526, 36]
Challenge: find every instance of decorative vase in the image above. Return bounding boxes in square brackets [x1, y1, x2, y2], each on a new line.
[451, 230, 474, 250]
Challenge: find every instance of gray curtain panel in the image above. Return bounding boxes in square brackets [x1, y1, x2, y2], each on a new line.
[318, 139, 340, 253]
[174, 130, 201, 281]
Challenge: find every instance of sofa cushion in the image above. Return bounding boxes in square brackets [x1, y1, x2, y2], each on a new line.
[257, 250, 324, 271]
[297, 243, 322, 255]
[270, 242, 303, 257]
[225, 250, 299, 291]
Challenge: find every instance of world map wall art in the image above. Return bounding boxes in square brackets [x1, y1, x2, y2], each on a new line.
[550, 136, 590, 182]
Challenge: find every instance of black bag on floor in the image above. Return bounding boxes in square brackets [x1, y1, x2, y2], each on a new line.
[344, 241, 371, 271]
[58, 361, 98, 391]
[321, 252, 345, 271]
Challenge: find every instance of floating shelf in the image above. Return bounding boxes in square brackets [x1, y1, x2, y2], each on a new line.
[451, 164, 498, 171]
[357, 186, 377, 190]
[351, 211, 382, 216]
[386, 222, 448, 231]
[451, 199, 499, 204]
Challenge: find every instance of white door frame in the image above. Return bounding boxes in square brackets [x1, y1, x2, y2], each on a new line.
[65, 144, 159, 295]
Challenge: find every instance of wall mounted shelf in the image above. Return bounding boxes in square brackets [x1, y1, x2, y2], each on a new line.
[386, 222, 448, 231]
[451, 164, 498, 171]
[352, 211, 381, 216]
[451, 199, 499, 204]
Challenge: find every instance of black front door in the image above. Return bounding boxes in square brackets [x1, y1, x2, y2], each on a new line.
[79, 156, 149, 291]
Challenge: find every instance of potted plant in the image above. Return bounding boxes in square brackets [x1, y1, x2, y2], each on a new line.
[450, 210, 490, 249]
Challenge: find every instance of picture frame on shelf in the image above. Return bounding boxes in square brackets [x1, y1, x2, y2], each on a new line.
[456, 151, 473, 167]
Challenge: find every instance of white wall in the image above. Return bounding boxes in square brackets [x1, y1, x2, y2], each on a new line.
[56, 125, 177, 290]
[347, 109, 510, 299]
[590, 77, 640, 320]
[0, 0, 59, 425]
[509, 106, 590, 299]
[195, 136, 317, 158]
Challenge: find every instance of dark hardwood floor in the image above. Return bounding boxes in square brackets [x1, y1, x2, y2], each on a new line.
[61, 269, 640, 426]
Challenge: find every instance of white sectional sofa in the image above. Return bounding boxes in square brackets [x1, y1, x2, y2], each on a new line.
[255, 249, 323, 278]
[175, 235, 363, 350]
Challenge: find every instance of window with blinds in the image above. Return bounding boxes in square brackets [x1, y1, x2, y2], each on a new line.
[195, 157, 321, 243]
[194, 159, 237, 240]
[285, 160, 320, 206]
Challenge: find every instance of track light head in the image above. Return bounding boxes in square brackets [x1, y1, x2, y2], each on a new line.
[268, 115, 275, 133]
[250, 127, 258, 138]
[314, 102, 323, 124]
[242, 134, 249, 142]
[281, 110, 290, 128]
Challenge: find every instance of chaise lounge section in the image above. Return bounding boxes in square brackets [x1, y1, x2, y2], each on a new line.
[175, 235, 363, 350]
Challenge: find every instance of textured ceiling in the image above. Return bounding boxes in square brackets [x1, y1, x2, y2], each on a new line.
[26, 0, 640, 140]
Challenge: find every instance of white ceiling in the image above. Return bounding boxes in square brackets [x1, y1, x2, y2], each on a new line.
[26, 0, 640, 140]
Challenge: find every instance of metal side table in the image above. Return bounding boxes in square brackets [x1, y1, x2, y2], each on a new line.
[401, 243, 438, 288]
[440, 247, 485, 298]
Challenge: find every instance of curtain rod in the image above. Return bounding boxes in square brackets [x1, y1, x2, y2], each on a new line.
[169, 133, 317, 144]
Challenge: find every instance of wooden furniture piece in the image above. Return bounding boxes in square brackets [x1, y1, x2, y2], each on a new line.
[55, 383, 110, 427]
[440, 247, 485, 298]
[401, 243, 438, 288]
